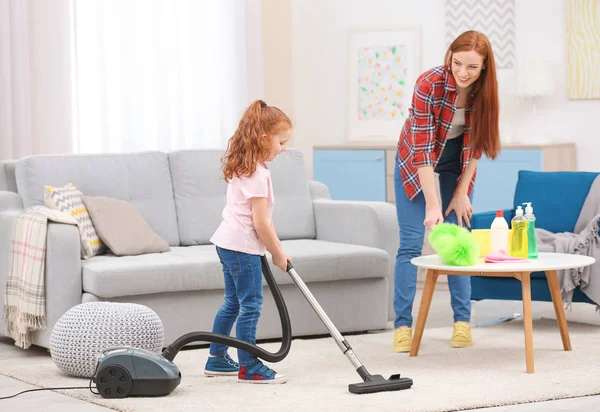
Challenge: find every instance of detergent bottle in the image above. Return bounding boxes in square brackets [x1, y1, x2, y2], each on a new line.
[509, 206, 528, 258]
[490, 210, 509, 253]
[523, 202, 538, 259]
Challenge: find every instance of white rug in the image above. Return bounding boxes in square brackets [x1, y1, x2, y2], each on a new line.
[2, 319, 600, 412]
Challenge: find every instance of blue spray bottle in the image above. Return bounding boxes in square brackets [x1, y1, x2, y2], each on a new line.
[523, 202, 538, 259]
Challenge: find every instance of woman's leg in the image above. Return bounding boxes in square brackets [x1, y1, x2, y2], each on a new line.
[393, 157, 427, 328]
[438, 172, 473, 322]
[435, 136, 473, 323]
[209, 247, 241, 356]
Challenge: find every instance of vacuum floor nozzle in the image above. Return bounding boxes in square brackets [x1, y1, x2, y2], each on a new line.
[348, 373, 414, 394]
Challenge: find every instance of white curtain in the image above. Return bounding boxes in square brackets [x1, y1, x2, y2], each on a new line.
[0, 0, 33, 161]
[72, 0, 258, 154]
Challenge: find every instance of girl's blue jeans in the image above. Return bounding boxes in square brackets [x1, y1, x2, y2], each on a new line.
[209, 246, 263, 366]
[393, 135, 473, 329]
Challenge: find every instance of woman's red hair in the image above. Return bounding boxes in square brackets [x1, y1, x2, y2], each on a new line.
[445, 30, 500, 159]
[222, 100, 292, 182]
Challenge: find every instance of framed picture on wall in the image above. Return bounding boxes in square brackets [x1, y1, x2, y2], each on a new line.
[347, 26, 421, 142]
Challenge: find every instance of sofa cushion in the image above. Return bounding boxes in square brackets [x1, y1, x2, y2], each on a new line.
[269, 150, 316, 240]
[45, 183, 106, 259]
[82, 239, 389, 298]
[167, 150, 226, 246]
[514, 171, 599, 234]
[82, 195, 171, 256]
[15, 152, 180, 246]
[168, 149, 316, 245]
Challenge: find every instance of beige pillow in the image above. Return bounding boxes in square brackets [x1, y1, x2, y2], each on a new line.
[45, 183, 105, 259]
[82, 196, 170, 256]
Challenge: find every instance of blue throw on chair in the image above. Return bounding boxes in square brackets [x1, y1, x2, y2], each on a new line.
[470, 170, 599, 304]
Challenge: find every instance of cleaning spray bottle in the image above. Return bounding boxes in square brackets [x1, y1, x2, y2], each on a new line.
[509, 206, 528, 258]
[523, 202, 538, 259]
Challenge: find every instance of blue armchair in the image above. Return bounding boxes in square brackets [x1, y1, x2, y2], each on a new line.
[470, 170, 599, 304]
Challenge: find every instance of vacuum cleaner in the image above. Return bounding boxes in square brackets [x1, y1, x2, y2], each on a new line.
[92, 257, 413, 398]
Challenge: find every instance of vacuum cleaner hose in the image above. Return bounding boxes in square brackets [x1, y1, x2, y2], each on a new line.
[161, 255, 292, 362]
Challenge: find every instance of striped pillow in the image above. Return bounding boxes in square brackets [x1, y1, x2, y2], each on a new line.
[44, 183, 105, 259]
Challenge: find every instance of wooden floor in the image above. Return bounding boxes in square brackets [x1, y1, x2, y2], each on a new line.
[1, 287, 599, 411]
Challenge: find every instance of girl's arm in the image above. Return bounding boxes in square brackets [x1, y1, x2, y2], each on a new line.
[252, 198, 290, 270]
[252, 198, 282, 256]
[270, 220, 281, 249]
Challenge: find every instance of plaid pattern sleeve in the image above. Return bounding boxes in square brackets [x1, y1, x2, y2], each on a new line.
[409, 80, 436, 168]
[397, 66, 478, 201]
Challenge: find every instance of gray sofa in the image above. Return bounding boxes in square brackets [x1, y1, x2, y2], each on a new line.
[0, 149, 398, 348]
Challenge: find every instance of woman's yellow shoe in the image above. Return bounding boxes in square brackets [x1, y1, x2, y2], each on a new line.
[392, 326, 412, 352]
[451, 321, 473, 348]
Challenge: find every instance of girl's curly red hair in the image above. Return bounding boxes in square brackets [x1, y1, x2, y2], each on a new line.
[222, 100, 292, 182]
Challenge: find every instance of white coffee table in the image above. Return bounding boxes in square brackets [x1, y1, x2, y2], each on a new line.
[410, 252, 595, 373]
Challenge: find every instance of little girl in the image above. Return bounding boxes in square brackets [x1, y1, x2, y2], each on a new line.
[204, 100, 292, 384]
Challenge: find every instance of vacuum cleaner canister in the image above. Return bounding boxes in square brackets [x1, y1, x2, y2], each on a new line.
[94, 347, 181, 398]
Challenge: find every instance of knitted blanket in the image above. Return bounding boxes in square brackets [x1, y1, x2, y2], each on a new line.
[3, 206, 77, 348]
[536, 175, 600, 310]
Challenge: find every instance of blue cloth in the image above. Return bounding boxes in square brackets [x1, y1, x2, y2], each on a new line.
[209, 246, 264, 366]
[393, 135, 472, 328]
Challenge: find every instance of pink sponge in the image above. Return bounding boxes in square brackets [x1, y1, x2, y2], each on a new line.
[485, 250, 528, 263]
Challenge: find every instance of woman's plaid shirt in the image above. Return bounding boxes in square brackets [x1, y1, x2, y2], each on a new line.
[397, 65, 481, 200]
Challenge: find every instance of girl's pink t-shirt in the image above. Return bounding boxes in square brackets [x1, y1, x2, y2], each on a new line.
[210, 164, 273, 255]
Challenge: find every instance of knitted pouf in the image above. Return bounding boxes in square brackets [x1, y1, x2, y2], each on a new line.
[50, 302, 164, 378]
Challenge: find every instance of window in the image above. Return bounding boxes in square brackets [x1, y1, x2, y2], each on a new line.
[71, 0, 254, 153]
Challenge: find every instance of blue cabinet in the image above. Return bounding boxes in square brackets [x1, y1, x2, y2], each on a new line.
[313, 149, 387, 201]
[313, 143, 576, 209]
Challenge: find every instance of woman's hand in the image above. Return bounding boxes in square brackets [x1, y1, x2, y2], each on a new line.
[424, 204, 444, 229]
[445, 193, 473, 228]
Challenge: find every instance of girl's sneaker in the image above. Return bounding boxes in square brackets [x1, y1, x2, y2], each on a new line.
[238, 360, 287, 384]
[204, 353, 240, 376]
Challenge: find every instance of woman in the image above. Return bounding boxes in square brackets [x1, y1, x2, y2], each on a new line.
[392, 30, 500, 352]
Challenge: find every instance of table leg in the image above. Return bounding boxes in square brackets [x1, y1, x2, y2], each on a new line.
[410, 269, 438, 357]
[546, 270, 572, 351]
[520, 272, 534, 373]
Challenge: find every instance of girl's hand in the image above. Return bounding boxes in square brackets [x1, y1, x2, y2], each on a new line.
[424, 204, 444, 229]
[445, 193, 473, 228]
[273, 251, 292, 272]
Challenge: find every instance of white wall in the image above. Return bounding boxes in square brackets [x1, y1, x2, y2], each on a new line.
[513, 0, 599, 172]
[291, 0, 600, 178]
[261, 0, 293, 117]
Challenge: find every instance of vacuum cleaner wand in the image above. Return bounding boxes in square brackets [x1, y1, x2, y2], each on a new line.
[284, 263, 413, 394]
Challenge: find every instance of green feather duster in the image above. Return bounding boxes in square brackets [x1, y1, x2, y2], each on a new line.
[428, 223, 480, 266]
